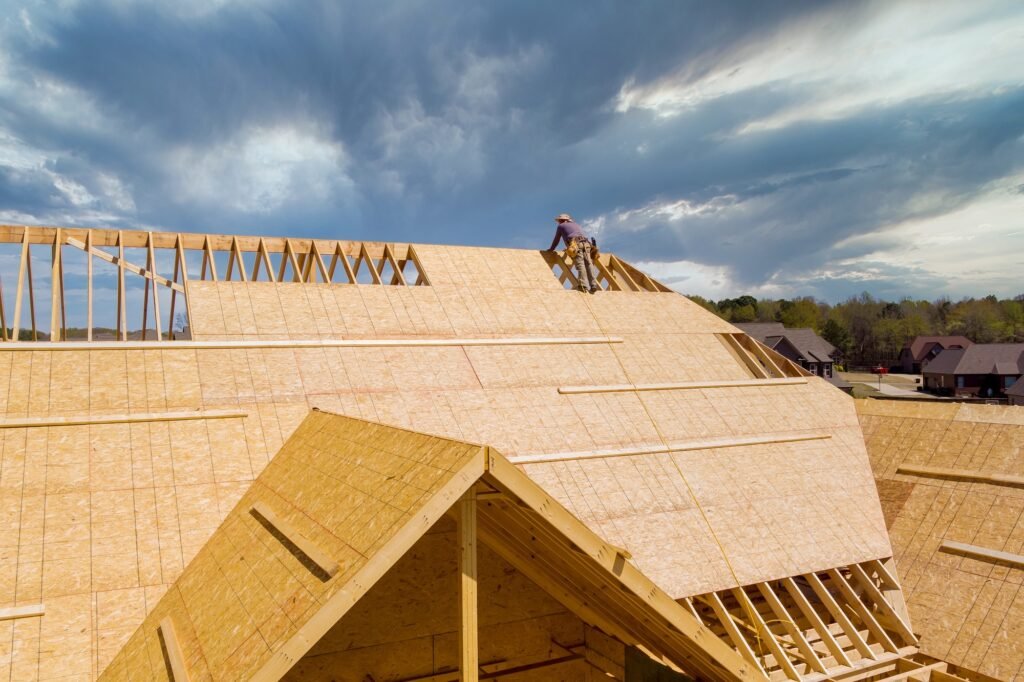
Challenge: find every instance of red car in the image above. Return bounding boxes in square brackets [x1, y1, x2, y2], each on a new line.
[871, 365, 889, 375]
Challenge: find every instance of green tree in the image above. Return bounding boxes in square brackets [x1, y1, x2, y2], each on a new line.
[728, 304, 757, 322]
[778, 297, 821, 330]
[821, 318, 851, 358]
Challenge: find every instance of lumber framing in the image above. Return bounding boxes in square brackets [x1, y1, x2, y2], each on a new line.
[825, 568, 899, 653]
[250, 502, 340, 578]
[509, 432, 831, 465]
[0, 225, 674, 344]
[938, 541, 1024, 569]
[558, 377, 808, 394]
[0, 226, 444, 344]
[158, 617, 191, 682]
[683, 561, 926, 681]
[458, 488, 479, 682]
[0, 335, 624, 352]
[0, 604, 45, 621]
[780, 576, 852, 668]
[731, 586, 800, 680]
[896, 464, 1024, 488]
[0, 409, 247, 429]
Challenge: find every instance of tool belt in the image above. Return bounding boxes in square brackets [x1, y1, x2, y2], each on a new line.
[565, 236, 589, 260]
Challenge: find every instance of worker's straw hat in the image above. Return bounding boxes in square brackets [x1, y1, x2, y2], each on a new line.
[555, 213, 573, 222]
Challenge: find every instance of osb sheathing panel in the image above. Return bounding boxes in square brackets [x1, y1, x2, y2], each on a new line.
[856, 399, 1024, 681]
[98, 411, 484, 681]
[0, 254, 890, 680]
[285, 521, 589, 680]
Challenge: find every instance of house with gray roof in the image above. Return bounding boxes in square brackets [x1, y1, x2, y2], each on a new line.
[922, 343, 1024, 398]
[734, 322, 842, 381]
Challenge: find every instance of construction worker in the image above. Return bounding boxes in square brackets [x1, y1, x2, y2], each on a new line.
[547, 213, 599, 293]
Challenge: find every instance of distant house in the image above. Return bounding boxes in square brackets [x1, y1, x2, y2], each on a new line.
[1005, 377, 1024, 406]
[734, 322, 838, 379]
[899, 335, 973, 373]
[922, 343, 1024, 398]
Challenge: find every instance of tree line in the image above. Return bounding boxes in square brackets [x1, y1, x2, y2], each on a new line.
[688, 293, 1024, 367]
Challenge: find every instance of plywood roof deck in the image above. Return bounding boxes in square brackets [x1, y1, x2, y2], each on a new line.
[858, 399, 1024, 681]
[0, 226, 898, 680]
[99, 411, 764, 681]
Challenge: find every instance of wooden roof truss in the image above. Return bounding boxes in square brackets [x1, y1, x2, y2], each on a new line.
[719, 332, 812, 379]
[0, 225, 430, 344]
[679, 558, 976, 682]
[541, 249, 670, 292]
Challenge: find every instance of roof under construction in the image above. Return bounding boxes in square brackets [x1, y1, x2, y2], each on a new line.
[0, 225, 968, 681]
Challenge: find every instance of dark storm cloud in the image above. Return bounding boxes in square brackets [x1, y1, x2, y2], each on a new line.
[586, 87, 1024, 283]
[1, 0, 850, 232]
[0, 0, 1021, 299]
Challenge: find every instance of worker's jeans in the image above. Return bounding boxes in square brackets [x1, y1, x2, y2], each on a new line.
[574, 239, 598, 291]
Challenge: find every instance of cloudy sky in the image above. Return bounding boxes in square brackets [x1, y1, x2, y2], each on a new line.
[1, 0, 1022, 303]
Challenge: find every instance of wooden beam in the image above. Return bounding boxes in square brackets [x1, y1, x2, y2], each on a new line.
[253, 237, 275, 282]
[86, 230, 93, 341]
[329, 243, 357, 284]
[141, 269, 150, 340]
[168, 235, 181, 339]
[590, 254, 620, 292]
[57, 244, 66, 341]
[117, 232, 126, 341]
[896, 464, 1024, 488]
[721, 334, 769, 379]
[0, 268, 6, 341]
[250, 502, 340, 578]
[939, 541, 1024, 569]
[407, 244, 431, 286]
[474, 501, 690, 668]
[279, 239, 301, 282]
[25, 236, 37, 341]
[459, 488, 478, 682]
[201, 235, 218, 281]
[870, 558, 913, 629]
[177, 235, 193, 336]
[509, 432, 831, 465]
[311, 240, 327, 282]
[825, 569, 899, 654]
[383, 244, 407, 285]
[756, 582, 828, 674]
[0, 604, 44, 621]
[731, 586, 800, 680]
[228, 236, 247, 282]
[482, 454, 759, 681]
[158, 617, 191, 682]
[701, 592, 764, 673]
[11, 227, 29, 341]
[559, 377, 808, 394]
[475, 516, 641, 650]
[609, 255, 638, 291]
[780, 576, 852, 668]
[1, 335, 623, 352]
[803, 572, 876, 661]
[0, 409, 246, 429]
[65, 236, 186, 293]
[50, 227, 62, 341]
[355, 243, 382, 284]
[847, 564, 918, 646]
[736, 334, 786, 378]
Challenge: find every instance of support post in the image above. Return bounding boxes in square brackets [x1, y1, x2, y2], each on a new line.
[50, 228, 62, 341]
[458, 488, 478, 682]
